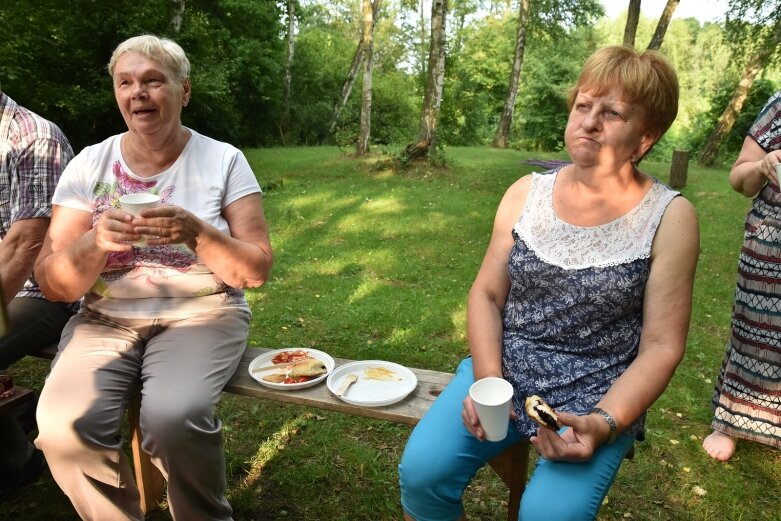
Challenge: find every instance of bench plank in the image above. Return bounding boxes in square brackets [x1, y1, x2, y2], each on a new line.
[226, 347, 453, 425]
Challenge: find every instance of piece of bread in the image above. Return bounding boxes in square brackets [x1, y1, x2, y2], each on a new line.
[524, 395, 562, 430]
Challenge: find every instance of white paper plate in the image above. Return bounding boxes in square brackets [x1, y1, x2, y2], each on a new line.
[248, 348, 335, 390]
[326, 360, 417, 407]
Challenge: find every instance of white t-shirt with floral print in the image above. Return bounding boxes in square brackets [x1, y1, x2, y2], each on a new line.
[52, 128, 261, 319]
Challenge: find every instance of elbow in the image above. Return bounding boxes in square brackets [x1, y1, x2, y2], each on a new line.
[38, 284, 78, 304]
[230, 255, 273, 289]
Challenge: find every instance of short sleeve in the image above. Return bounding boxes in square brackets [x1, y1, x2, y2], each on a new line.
[51, 150, 96, 213]
[748, 90, 781, 152]
[222, 147, 261, 209]
[12, 125, 74, 222]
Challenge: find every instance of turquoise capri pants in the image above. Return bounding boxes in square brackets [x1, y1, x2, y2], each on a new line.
[398, 357, 635, 521]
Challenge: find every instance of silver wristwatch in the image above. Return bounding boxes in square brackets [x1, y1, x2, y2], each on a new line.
[589, 406, 618, 443]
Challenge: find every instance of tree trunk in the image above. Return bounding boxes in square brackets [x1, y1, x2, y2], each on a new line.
[170, 0, 186, 33]
[492, 0, 530, 149]
[281, 0, 296, 145]
[647, 0, 679, 50]
[418, 0, 428, 78]
[669, 150, 689, 188]
[698, 22, 781, 166]
[623, 0, 641, 48]
[329, 0, 382, 136]
[357, 0, 376, 156]
[407, 0, 447, 161]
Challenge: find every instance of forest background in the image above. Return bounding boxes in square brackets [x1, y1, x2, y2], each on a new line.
[1, 0, 780, 167]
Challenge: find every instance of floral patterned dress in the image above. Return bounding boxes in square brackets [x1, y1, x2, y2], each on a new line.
[502, 169, 679, 438]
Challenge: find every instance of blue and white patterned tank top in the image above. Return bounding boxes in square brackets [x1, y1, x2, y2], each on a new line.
[503, 169, 679, 438]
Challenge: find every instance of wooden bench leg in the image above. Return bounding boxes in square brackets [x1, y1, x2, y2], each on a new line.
[128, 395, 166, 515]
[488, 440, 530, 521]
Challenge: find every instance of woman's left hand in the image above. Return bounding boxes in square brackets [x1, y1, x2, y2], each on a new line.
[129, 205, 202, 249]
[529, 411, 609, 462]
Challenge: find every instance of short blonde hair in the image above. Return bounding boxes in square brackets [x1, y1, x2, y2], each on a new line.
[567, 46, 679, 137]
[108, 35, 190, 86]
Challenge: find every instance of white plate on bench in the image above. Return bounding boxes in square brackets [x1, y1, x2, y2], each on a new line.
[327, 360, 417, 407]
[248, 348, 335, 390]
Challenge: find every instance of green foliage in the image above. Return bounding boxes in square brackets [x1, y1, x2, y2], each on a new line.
[684, 78, 778, 164]
[2, 0, 780, 160]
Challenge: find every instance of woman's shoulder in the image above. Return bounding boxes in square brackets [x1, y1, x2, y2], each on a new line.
[186, 128, 242, 154]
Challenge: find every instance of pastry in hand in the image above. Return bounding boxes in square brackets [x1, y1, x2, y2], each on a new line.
[525, 395, 562, 430]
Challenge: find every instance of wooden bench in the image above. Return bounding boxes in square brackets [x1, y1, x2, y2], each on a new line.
[0, 384, 36, 415]
[34, 344, 529, 520]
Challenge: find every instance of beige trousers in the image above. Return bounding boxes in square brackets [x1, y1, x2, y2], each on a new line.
[35, 307, 250, 521]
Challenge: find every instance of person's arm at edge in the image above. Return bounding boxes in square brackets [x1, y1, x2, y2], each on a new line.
[0, 218, 48, 305]
[728, 136, 781, 197]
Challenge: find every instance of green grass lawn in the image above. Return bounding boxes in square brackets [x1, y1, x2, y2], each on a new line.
[2, 146, 779, 520]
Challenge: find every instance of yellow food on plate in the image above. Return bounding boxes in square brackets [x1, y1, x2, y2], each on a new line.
[364, 366, 403, 381]
[261, 357, 328, 384]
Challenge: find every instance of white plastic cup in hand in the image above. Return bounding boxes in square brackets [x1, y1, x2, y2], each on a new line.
[469, 377, 514, 442]
[119, 193, 160, 245]
[119, 193, 160, 215]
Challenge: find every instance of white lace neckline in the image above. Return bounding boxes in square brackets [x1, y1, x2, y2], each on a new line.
[514, 170, 678, 270]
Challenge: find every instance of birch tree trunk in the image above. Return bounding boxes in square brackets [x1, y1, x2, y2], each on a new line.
[329, 0, 381, 136]
[698, 32, 781, 166]
[281, 0, 296, 145]
[647, 0, 679, 50]
[623, 0, 641, 47]
[357, 0, 376, 156]
[419, 0, 429, 78]
[405, 0, 447, 160]
[170, 0, 186, 33]
[492, 0, 530, 149]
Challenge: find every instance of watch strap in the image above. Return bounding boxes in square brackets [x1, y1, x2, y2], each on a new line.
[589, 406, 618, 443]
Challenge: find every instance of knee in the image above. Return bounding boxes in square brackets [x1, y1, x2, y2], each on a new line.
[140, 398, 214, 450]
[36, 395, 108, 456]
[520, 489, 598, 521]
[399, 438, 464, 511]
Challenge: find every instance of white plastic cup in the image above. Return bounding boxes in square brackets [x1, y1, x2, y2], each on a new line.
[119, 193, 160, 245]
[469, 377, 514, 442]
[773, 163, 781, 186]
[119, 193, 160, 215]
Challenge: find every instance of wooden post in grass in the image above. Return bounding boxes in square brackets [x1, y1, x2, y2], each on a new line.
[669, 150, 689, 189]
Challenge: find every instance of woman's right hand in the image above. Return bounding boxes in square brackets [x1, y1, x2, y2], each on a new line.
[461, 395, 516, 441]
[462, 395, 486, 440]
[94, 209, 138, 253]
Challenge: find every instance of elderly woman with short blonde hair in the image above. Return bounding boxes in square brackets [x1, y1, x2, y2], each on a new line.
[34, 34, 273, 520]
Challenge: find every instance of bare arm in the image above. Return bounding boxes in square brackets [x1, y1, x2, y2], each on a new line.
[134, 193, 273, 288]
[532, 196, 700, 458]
[34, 205, 140, 302]
[462, 176, 530, 440]
[594, 196, 699, 434]
[728, 136, 781, 197]
[467, 176, 531, 380]
[0, 218, 48, 305]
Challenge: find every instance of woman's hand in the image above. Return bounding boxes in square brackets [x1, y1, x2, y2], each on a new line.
[95, 209, 139, 253]
[529, 411, 609, 462]
[129, 205, 203, 249]
[758, 150, 781, 184]
[461, 395, 517, 441]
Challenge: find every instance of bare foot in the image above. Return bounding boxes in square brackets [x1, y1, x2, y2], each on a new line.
[702, 430, 736, 461]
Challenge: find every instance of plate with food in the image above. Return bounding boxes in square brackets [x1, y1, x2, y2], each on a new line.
[248, 348, 335, 390]
[326, 360, 417, 407]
